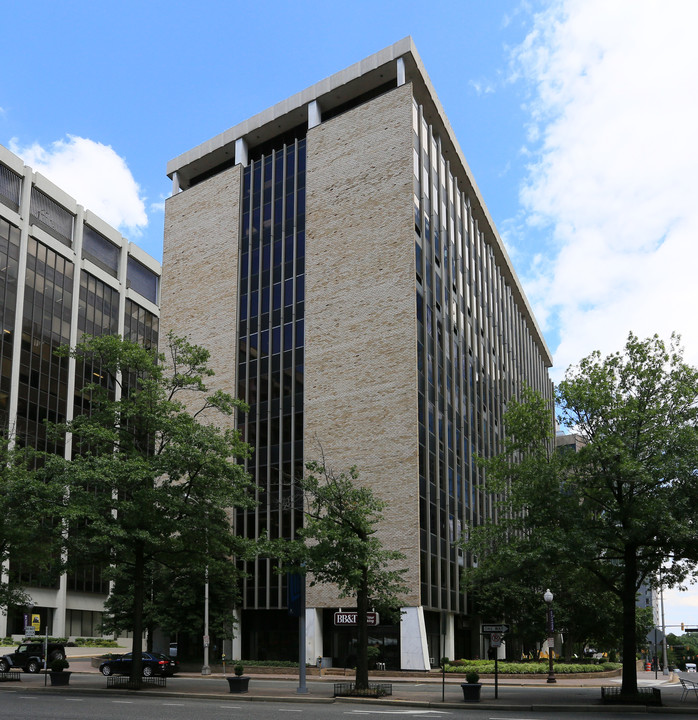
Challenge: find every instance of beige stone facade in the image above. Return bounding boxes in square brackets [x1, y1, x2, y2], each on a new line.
[161, 164, 241, 427]
[304, 83, 420, 607]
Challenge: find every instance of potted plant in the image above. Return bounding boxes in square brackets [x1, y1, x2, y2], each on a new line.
[461, 670, 481, 702]
[226, 663, 250, 693]
[48, 658, 71, 686]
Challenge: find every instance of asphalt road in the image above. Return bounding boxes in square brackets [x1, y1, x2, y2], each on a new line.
[2, 657, 694, 719]
[0, 690, 687, 720]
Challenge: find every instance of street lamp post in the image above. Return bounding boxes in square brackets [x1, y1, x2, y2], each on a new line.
[543, 589, 556, 684]
[201, 564, 210, 675]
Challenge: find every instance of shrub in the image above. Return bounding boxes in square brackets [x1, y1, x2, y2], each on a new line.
[443, 659, 621, 675]
[72, 637, 118, 647]
[465, 670, 480, 684]
[50, 658, 70, 672]
[234, 663, 244, 677]
[234, 659, 299, 667]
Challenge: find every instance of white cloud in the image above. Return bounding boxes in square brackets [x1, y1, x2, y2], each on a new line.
[512, 0, 698, 379]
[469, 79, 495, 95]
[149, 193, 169, 215]
[9, 135, 147, 236]
[662, 583, 698, 630]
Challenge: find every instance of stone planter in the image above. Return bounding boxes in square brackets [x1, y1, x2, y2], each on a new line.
[226, 675, 250, 693]
[49, 671, 71, 686]
[461, 682, 481, 702]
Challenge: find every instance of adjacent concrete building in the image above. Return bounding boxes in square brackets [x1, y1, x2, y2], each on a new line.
[162, 38, 552, 669]
[0, 143, 160, 639]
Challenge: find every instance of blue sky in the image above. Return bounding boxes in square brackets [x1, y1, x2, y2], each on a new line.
[3, 0, 698, 628]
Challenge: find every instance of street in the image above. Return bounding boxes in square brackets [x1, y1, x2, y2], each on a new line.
[0, 666, 691, 720]
[0, 689, 681, 720]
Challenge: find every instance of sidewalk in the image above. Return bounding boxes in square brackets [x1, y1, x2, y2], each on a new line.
[1, 664, 694, 713]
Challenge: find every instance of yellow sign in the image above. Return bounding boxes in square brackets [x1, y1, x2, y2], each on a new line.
[31, 614, 41, 631]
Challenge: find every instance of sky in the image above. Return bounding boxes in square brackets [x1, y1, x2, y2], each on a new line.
[2, 0, 697, 632]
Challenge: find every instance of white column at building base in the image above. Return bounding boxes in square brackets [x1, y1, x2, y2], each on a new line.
[305, 607, 323, 666]
[444, 612, 455, 661]
[231, 608, 242, 660]
[0, 559, 8, 637]
[52, 573, 67, 637]
[400, 606, 430, 671]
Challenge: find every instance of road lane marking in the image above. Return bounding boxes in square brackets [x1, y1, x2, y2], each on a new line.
[346, 712, 450, 716]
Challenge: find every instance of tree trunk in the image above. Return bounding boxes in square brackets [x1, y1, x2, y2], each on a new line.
[621, 545, 638, 695]
[131, 543, 144, 682]
[355, 566, 369, 690]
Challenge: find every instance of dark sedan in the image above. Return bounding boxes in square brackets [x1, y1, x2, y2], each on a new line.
[99, 652, 179, 677]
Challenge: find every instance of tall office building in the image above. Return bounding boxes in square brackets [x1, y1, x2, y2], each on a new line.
[162, 38, 552, 669]
[0, 143, 160, 639]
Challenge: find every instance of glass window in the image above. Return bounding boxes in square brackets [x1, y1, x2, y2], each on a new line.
[82, 225, 120, 276]
[29, 187, 73, 245]
[0, 163, 21, 211]
[127, 256, 159, 304]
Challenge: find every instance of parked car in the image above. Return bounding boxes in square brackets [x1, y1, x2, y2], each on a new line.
[99, 652, 179, 677]
[0, 642, 66, 673]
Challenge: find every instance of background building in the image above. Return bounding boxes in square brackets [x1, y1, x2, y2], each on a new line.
[162, 38, 552, 669]
[0, 143, 160, 639]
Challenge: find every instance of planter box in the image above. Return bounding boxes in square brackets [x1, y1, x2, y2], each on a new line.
[601, 686, 661, 706]
[49, 671, 71, 686]
[333, 682, 392, 697]
[227, 676, 250, 693]
[106, 676, 167, 689]
[461, 682, 482, 702]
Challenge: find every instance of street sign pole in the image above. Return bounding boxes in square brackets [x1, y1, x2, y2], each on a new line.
[490, 632, 503, 699]
[495, 653, 498, 699]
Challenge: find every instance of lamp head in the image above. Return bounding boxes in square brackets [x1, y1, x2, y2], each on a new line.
[543, 589, 553, 604]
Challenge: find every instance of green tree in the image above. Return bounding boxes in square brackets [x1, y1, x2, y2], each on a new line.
[289, 458, 408, 690]
[469, 334, 698, 695]
[557, 333, 698, 693]
[0, 440, 63, 613]
[99, 557, 240, 654]
[465, 387, 621, 660]
[45, 333, 256, 681]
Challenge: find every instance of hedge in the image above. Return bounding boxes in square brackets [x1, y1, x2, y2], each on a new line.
[444, 659, 621, 674]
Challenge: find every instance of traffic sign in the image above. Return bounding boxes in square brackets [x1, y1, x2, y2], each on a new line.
[482, 623, 509, 633]
[491, 633, 502, 647]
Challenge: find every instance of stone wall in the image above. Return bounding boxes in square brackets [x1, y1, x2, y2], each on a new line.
[304, 83, 421, 607]
[161, 164, 241, 428]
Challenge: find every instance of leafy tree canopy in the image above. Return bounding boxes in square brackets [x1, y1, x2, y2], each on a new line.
[44, 332, 257, 680]
[0, 440, 64, 612]
[285, 457, 408, 690]
[467, 333, 698, 695]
